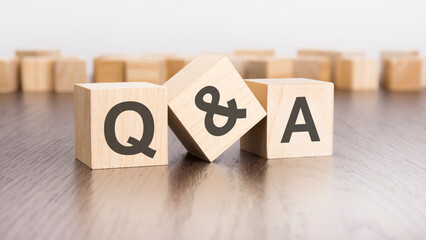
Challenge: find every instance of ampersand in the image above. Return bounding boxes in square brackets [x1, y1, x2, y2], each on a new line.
[195, 86, 246, 136]
[104, 101, 156, 158]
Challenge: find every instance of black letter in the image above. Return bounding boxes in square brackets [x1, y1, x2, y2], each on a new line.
[281, 97, 320, 143]
[104, 101, 156, 158]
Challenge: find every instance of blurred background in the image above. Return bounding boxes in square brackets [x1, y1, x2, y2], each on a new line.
[1, 0, 425, 73]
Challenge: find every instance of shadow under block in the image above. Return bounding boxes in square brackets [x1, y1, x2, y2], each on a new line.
[163, 54, 266, 162]
[335, 58, 378, 90]
[233, 49, 275, 57]
[74, 82, 168, 169]
[125, 57, 168, 84]
[21, 57, 56, 92]
[0, 58, 19, 93]
[246, 58, 293, 79]
[380, 50, 419, 82]
[293, 56, 331, 82]
[54, 58, 87, 93]
[383, 57, 426, 91]
[298, 49, 364, 81]
[241, 78, 334, 159]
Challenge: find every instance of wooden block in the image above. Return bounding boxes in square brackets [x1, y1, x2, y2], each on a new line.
[21, 56, 56, 92]
[246, 57, 293, 79]
[298, 49, 364, 81]
[163, 54, 266, 162]
[383, 57, 426, 91]
[165, 56, 191, 80]
[0, 58, 19, 93]
[234, 49, 275, 57]
[380, 50, 419, 82]
[241, 78, 334, 159]
[335, 58, 378, 90]
[125, 57, 168, 84]
[54, 58, 87, 93]
[74, 82, 168, 169]
[94, 56, 126, 83]
[293, 56, 331, 82]
[227, 55, 262, 79]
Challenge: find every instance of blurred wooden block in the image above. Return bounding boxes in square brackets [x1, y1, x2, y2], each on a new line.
[21, 56, 56, 92]
[241, 78, 334, 159]
[163, 54, 266, 162]
[16, 50, 61, 58]
[298, 49, 364, 81]
[383, 57, 426, 91]
[125, 57, 168, 84]
[380, 50, 419, 82]
[54, 58, 87, 93]
[0, 58, 19, 93]
[246, 57, 293, 79]
[74, 82, 168, 169]
[165, 56, 191, 80]
[94, 56, 126, 83]
[293, 56, 331, 82]
[335, 58, 378, 91]
[234, 49, 275, 57]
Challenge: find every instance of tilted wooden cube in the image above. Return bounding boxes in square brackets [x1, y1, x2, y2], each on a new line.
[293, 56, 331, 82]
[383, 57, 426, 91]
[234, 49, 275, 57]
[54, 58, 87, 93]
[0, 58, 19, 93]
[21, 56, 57, 92]
[241, 78, 334, 159]
[74, 82, 168, 169]
[380, 50, 418, 82]
[298, 49, 364, 81]
[163, 54, 266, 162]
[335, 58, 378, 90]
[125, 57, 168, 84]
[246, 57, 293, 79]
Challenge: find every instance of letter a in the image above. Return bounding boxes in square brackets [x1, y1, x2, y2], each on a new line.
[281, 97, 320, 143]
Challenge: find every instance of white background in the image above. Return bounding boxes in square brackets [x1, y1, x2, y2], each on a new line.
[1, 0, 425, 73]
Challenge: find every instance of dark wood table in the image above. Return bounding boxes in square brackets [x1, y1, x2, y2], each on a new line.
[1, 90, 425, 240]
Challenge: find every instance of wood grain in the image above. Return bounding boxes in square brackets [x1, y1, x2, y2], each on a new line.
[0, 89, 426, 240]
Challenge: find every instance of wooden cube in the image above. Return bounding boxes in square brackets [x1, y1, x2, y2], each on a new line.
[21, 56, 56, 92]
[241, 78, 334, 159]
[383, 57, 426, 91]
[54, 58, 87, 93]
[165, 56, 192, 80]
[74, 82, 168, 169]
[163, 54, 266, 162]
[234, 49, 275, 57]
[16, 50, 61, 58]
[0, 58, 19, 93]
[380, 50, 419, 82]
[298, 49, 364, 81]
[125, 57, 168, 84]
[246, 57, 293, 79]
[293, 56, 331, 82]
[335, 58, 378, 90]
[94, 55, 139, 83]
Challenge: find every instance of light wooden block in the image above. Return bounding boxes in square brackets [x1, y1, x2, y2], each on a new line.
[21, 56, 56, 92]
[125, 57, 168, 84]
[163, 54, 266, 162]
[74, 82, 168, 169]
[383, 57, 426, 91]
[234, 49, 275, 57]
[293, 56, 331, 82]
[298, 49, 364, 81]
[16, 50, 61, 58]
[241, 78, 334, 159]
[380, 50, 419, 82]
[54, 58, 87, 93]
[0, 58, 19, 93]
[335, 58, 378, 90]
[246, 57, 293, 79]
[94, 56, 126, 83]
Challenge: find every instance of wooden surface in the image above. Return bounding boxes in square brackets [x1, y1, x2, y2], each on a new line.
[0, 89, 426, 240]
